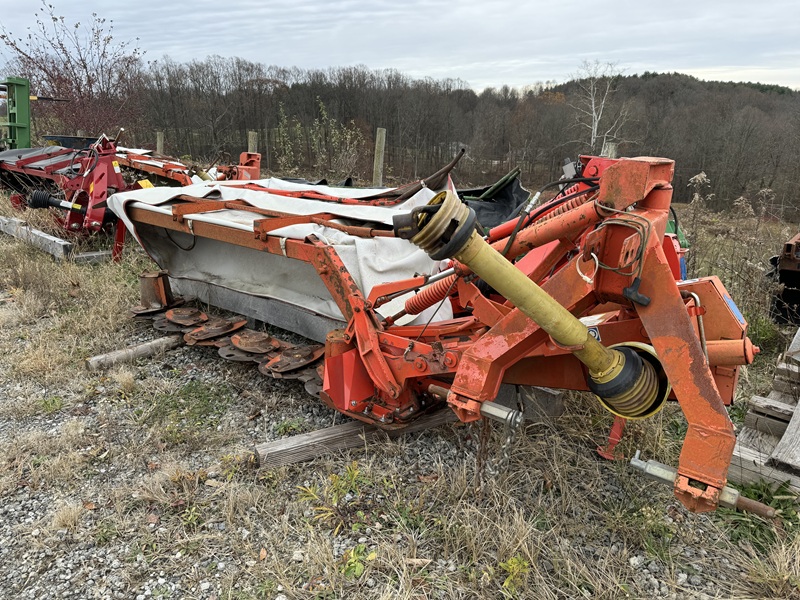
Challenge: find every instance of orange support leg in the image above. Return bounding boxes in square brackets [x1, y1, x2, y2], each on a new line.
[636, 242, 736, 512]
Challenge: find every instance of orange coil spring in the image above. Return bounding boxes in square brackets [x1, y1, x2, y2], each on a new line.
[537, 188, 595, 223]
[560, 183, 580, 196]
[404, 274, 458, 315]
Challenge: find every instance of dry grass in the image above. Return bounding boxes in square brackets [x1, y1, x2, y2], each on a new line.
[0, 418, 96, 493]
[49, 501, 84, 532]
[735, 535, 800, 598]
[0, 238, 152, 389]
[678, 190, 792, 357]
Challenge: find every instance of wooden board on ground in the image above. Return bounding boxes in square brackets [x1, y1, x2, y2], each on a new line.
[727, 327, 800, 492]
[736, 426, 781, 455]
[744, 412, 788, 438]
[748, 395, 796, 421]
[771, 377, 800, 396]
[776, 361, 800, 381]
[0, 216, 113, 263]
[254, 409, 459, 468]
[768, 403, 800, 473]
[767, 389, 798, 405]
[730, 441, 800, 492]
[85, 335, 182, 371]
[785, 332, 800, 367]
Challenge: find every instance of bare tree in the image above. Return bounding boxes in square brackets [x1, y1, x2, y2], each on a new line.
[569, 60, 630, 155]
[0, 1, 145, 136]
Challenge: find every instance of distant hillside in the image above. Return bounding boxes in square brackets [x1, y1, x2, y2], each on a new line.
[547, 71, 798, 209]
[10, 47, 800, 213]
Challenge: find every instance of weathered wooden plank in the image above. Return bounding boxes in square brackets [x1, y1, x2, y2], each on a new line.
[254, 409, 459, 468]
[771, 377, 800, 397]
[737, 426, 781, 455]
[767, 389, 798, 406]
[748, 395, 797, 421]
[783, 328, 800, 367]
[769, 404, 800, 472]
[729, 440, 800, 492]
[0, 216, 72, 259]
[776, 361, 800, 382]
[744, 412, 789, 438]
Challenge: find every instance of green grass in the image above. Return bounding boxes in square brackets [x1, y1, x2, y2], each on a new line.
[716, 480, 800, 553]
[275, 417, 306, 436]
[137, 380, 233, 448]
[39, 395, 64, 414]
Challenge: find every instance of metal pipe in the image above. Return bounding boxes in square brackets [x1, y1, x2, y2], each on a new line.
[427, 266, 456, 284]
[706, 339, 759, 366]
[463, 167, 521, 202]
[630, 451, 776, 519]
[487, 199, 602, 262]
[308, 217, 395, 238]
[429, 384, 522, 427]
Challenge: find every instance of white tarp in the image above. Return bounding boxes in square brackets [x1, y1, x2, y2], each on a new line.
[107, 178, 453, 325]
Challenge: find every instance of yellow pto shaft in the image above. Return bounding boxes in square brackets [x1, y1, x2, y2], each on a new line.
[395, 190, 665, 419]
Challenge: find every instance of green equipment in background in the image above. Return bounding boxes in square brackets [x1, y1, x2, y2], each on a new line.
[0, 76, 31, 150]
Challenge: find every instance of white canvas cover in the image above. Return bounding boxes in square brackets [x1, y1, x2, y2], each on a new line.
[107, 178, 453, 325]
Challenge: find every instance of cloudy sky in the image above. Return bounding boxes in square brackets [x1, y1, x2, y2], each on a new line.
[2, 0, 799, 90]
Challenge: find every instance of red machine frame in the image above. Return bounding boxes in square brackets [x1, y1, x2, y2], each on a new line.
[122, 155, 756, 513]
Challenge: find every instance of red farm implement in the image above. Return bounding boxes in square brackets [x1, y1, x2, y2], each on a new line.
[109, 153, 769, 516]
[0, 131, 261, 260]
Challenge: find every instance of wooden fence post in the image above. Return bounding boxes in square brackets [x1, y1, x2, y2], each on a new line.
[248, 130, 258, 154]
[372, 127, 386, 187]
[156, 131, 164, 155]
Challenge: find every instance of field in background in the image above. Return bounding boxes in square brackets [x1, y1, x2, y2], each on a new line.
[0, 193, 799, 598]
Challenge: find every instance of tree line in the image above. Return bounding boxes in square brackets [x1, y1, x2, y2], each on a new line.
[2, 6, 799, 213]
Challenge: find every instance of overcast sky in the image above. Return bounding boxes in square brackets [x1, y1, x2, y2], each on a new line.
[2, 0, 799, 90]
